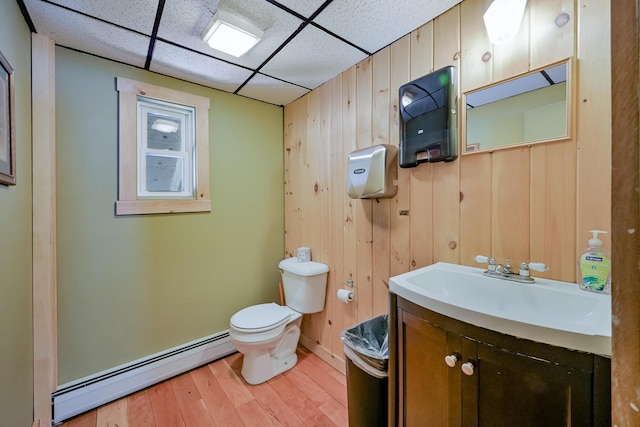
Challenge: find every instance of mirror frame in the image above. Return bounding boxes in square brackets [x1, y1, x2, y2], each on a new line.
[461, 59, 573, 155]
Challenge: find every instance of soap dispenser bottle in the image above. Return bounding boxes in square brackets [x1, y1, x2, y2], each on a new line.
[578, 230, 611, 294]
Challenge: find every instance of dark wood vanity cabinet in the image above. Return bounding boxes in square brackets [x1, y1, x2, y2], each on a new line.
[389, 293, 611, 427]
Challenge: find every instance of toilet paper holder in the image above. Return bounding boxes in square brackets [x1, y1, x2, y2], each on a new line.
[337, 288, 354, 303]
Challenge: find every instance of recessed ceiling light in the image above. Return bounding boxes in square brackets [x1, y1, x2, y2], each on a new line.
[201, 10, 263, 57]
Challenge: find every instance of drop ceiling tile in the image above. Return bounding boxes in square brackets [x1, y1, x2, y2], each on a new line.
[150, 41, 253, 94]
[261, 24, 367, 89]
[24, 0, 150, 67]
[314, 0, 462, 53]
[158, 0, 303, 69]
[21, 0, 466, 107]
[272, 0, 329, 18]
[44, 0, 158, 34]
[237, 74, 310, 106]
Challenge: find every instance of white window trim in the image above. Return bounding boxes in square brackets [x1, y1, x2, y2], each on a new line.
[115, 77, 211, 215]
[137, 98, 194, 198]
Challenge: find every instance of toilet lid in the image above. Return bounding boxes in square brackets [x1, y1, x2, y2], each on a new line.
[230, 303, 291, 331]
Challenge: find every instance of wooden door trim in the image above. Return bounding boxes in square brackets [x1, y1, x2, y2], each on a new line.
[32, 34, 56, 426]
[610, 0, 640, 425]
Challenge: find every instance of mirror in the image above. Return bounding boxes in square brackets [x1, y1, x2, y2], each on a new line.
[464, 61, 570, 153]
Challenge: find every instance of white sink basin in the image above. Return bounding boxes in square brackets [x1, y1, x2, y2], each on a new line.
[389, 262, 611, 356]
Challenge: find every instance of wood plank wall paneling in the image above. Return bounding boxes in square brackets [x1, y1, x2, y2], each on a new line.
[530, 0, 574, 70]
[576, 0, 612, 257]
[389, 36, 411, 279]
[372, 47, 392, 316]
[492, 2, 529, 82]
[283, 96, 305, 258]
[460, 0, 492, 92]
[460, 153, 492, 264]
[285, 1, 612, 370]
[433, 6, 462, 265]
[530, 141, 577, 282]
[341, 66, 358, 336]
[408, 22, 435, 270]
[491, 148, 531, 262]
[327, 76, 346, 359]
[354, 57, 374, 324]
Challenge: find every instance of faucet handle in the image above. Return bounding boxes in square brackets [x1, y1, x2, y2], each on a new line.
[475, 255, 497, 272]
[519, 262, 530, 277]
[475, 255, 489, 263]
[528, 262, 550, 272]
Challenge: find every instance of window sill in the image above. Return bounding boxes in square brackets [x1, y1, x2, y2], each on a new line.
[115, 199, 211, 215]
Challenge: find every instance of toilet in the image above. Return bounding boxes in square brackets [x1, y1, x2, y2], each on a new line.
[229, 257, 329, 385]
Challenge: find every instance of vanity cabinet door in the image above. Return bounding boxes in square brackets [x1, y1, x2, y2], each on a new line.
[398, 308, 461, 427]
[391, 296, 609, 427]
[468, 341, 593, 427]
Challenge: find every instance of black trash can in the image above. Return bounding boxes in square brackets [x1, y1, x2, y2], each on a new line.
[341, 314, 389, 427]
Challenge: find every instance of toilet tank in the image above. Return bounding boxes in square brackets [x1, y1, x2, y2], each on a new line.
[279, 258, 329, 314]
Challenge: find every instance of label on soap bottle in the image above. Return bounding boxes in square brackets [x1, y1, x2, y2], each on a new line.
[579, 252, 610, 292]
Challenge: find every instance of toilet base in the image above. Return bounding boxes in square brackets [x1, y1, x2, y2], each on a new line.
[241, 350, 298, 385]
[238, 323, 301, 385]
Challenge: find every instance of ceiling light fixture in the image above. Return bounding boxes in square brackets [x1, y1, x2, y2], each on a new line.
[201, 10, 263, 57]
[151, 118, 179, 133]
[483, 0, 528, 44]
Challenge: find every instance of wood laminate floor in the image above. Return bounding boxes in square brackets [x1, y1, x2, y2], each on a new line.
[60, 346, 348, 427]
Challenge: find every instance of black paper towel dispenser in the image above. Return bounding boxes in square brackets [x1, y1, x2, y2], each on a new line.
[399, 66, 457, 167]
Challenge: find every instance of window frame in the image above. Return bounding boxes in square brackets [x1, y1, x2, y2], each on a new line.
[116, 77, 211, 215]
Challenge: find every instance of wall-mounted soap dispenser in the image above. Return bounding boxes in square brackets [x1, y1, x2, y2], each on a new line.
[347, 144, 398, 199]
[399, 65, 457, 167]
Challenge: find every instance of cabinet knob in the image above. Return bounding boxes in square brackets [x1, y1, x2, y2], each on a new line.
[444, 354, 458, 368]
[461, 361, 475, 376]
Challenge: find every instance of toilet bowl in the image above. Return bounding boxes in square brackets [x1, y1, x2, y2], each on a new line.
[230, 303, 302, 385]
[229, 258, 329, 385]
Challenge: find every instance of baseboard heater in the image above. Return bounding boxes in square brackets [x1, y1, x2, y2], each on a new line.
[52, 330, 235, 424]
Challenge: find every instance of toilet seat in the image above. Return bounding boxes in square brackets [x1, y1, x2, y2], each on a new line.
[230, 303, 292, 332]
[230, 303, 301, 344]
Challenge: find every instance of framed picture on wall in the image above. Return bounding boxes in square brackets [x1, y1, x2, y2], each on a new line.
[0, 49, 15, 186]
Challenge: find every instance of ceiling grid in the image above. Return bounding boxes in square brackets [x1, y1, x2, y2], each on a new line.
[19, 0, 461, 105]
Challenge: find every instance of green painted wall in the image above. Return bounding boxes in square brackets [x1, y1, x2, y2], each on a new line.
[56, 48, 284, 383]
[466, 83, 567, 150]
[0, 1, 33, 425]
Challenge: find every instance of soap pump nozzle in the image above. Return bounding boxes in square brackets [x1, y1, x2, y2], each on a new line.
[588, 230, 607, 248]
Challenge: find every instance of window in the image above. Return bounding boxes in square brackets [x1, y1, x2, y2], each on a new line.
[116, 78, 210, 215]
[138, 98, 194, 198]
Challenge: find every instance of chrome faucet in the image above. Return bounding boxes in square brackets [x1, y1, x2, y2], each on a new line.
[475, 255, 550, 283]
[496, 258, 515, 275]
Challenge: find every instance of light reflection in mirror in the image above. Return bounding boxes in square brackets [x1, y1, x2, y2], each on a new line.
[464, 61, 569, 153]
